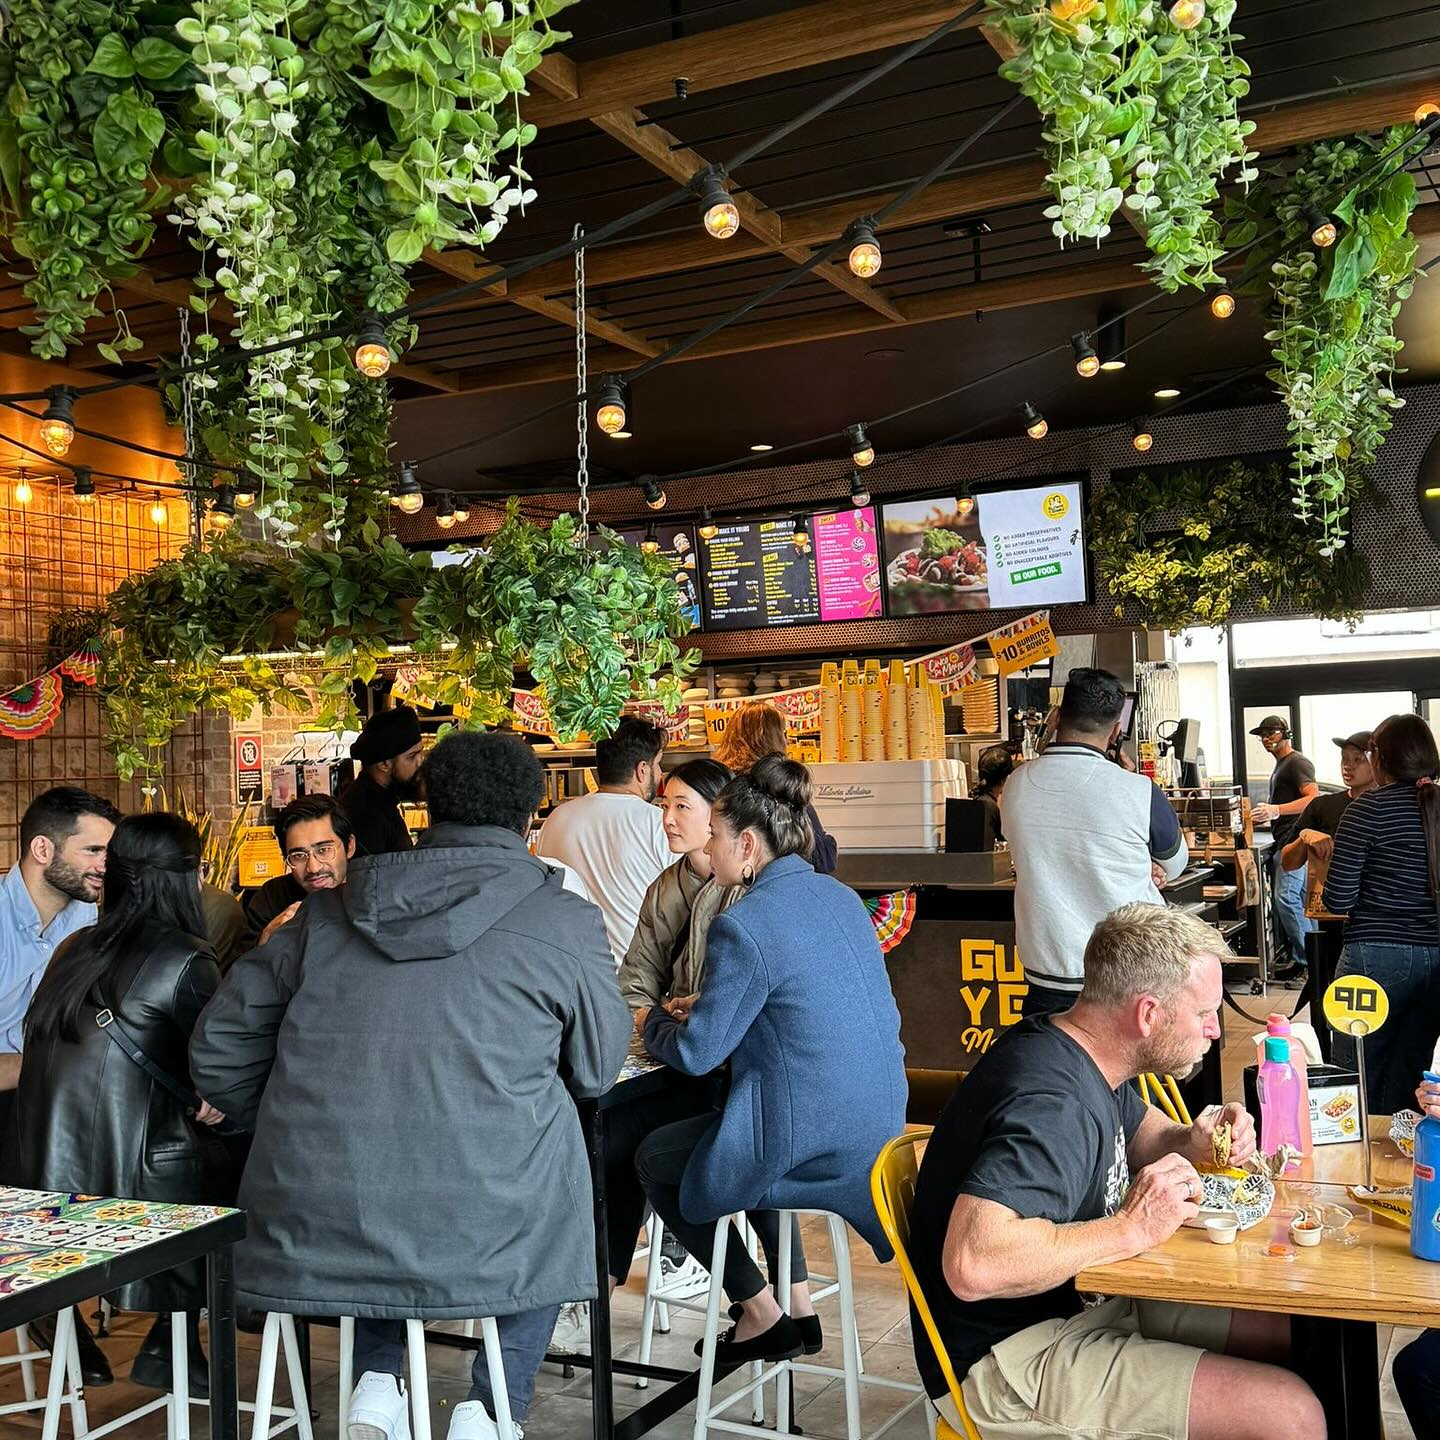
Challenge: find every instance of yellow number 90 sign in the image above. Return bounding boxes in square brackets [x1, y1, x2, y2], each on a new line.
[1322, 975, 1390, 1037]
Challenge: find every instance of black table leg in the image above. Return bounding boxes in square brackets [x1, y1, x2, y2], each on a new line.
[1293, 1315, 1381, 1440]
[585, 1100, 615, 1440]
[206, 1243, 239, 1440]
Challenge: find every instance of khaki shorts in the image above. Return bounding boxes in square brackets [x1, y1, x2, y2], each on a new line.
[937, 1296, 1232, 1440]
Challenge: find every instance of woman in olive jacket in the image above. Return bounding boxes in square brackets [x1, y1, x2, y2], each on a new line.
[7, 813, 232, 1392]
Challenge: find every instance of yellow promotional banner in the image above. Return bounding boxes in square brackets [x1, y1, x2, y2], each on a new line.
[989, 611, 1058, 678]
[237, 826, 286, 889]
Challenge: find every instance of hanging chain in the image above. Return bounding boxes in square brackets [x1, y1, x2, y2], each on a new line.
[574, 222, 590, 542]
[177, 307, 203, 545]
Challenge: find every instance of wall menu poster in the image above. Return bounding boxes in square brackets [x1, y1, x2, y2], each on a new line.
[700, 518, 820, 630]
[600, 525, 701, 630]
[975, 481, 1088, 609]
[811, 506, 882, 620]
[881, 479, 1087, 615]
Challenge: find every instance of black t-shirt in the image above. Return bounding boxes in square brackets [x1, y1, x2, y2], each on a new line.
[242, 873, 305, 933]
[908, 1017, 1146, 1396]
[1294, 789, 1353, 841]
[1269, 750, 1316, 848]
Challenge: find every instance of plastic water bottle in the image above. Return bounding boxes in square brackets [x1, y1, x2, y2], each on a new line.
[1258, 1036, 1305, 1171]
[1412, 1071, 1440, 1263]
[1257, 1014, 1312, 1153]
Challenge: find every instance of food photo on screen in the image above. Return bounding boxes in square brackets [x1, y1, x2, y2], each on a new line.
[880, 497, 990, 614]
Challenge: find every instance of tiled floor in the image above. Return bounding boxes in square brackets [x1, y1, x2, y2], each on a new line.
[0, 995, 1422, 1438]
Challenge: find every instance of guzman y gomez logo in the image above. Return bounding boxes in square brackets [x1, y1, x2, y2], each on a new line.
[816, 784, 877, 803]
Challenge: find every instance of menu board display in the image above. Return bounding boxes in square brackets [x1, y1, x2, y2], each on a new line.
[699, 518, 820, 630]
[811, 506, 882, 620]
[602, 525, 701, 630]
[880, 479, 1088, 615]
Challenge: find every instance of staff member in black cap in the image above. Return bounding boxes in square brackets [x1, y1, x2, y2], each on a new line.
[341, 705, 424, 856]
[1249, 715, 1319, 982]
[1280, 732, 1376, 874]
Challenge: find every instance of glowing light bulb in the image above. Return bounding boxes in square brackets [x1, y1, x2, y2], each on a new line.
[397, 491, 425, 514]
[847, 221, 882, 279]
[640, 525, 660, 554]
[234, 485, 256, 509]
[1132, 419, 1155, 452]
[1305, 206, 1337, 248]
[1416, 102, 1440, 123]
[696, 171, 740, 240]
[39, 387, 77, 458]
[698, 509, 718, 540]
[150, 496, 168, 526]
[73, 470, 96, 505]
[1168, 0, 1205, 30]
[848, 424, 875, 468]
[353, 316, 392, 379]
[1021, 402, 1048, 441]
[957, 497, 975, 519]
[1210, 289, 1235, 319]
[14, 476, 33, 505]
[1072, 332, 1100, 378]
[596, 378, 629, 436]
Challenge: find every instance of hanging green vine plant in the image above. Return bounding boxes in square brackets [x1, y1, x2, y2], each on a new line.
[0, 2, 193, 359]
[983, 0, 1256, 291]
[1225, 130, 1418, 556]
[1089, 456, 1369, 631]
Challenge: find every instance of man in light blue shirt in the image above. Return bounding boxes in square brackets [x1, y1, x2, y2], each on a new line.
[1, 787, 120, 1090]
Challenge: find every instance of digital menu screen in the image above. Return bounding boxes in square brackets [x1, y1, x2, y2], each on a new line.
[811, 505, 882, 620]
[600, 524, 701, 631]
[881, 479, 1088, 615]
[699, 518, 821, 630]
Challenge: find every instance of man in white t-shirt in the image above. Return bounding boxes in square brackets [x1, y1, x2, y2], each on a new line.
[537, 717, 672, 964]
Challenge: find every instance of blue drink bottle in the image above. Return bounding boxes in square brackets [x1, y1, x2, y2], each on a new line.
[1412, 1071, 1440, 1263]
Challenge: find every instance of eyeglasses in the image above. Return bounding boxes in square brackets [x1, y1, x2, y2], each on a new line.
[285, 839, 340, 868]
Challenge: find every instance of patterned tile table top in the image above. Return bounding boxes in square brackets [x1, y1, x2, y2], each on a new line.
[0, 1188, 238, 1299]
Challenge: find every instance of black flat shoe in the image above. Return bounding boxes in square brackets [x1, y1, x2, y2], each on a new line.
[696, 1314, 804, 1364]
[128, 1316, 209, 1398]
[727, 1303, 823, 1356]
[28, 1310, 113, 1387]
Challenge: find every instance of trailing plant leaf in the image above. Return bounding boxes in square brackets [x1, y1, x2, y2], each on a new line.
[1226, 130, 1418, 555]
[983, 0, 1256, 291]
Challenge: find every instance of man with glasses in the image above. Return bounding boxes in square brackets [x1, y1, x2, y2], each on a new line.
[244, 795, 356, 943]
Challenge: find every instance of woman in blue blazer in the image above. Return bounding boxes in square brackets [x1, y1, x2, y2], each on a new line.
[638, 754, 907, 1364]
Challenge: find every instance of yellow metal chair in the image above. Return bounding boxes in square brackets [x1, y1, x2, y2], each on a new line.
[1137, 1072, 1193, 1126]
[871, 1131, 982, 1440]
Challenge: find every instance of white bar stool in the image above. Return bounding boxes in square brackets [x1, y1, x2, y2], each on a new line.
[691, 1210, 934, 1440]
[2, 1309, 89, 1440]
[335, 1315, 518, 1440]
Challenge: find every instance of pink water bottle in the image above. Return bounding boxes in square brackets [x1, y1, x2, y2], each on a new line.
[1256, 1014, 1312, 1153]
[1258, 1036, 1305, 1171]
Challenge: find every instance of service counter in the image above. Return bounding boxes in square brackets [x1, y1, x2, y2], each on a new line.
[837, 850, 1225, 1121]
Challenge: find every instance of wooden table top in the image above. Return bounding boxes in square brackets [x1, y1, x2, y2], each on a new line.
[1076, 1120, 1440, 1328]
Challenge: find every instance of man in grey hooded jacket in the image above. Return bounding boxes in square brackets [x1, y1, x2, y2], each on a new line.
[191, 731, 631, 1440]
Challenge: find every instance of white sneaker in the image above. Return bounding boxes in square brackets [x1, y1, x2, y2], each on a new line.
[446, 1401, 502, 1440]
[548, 1301, 590, 1356]
[348, 1371, 411, 1440]
[657, 1252, 710, 1300]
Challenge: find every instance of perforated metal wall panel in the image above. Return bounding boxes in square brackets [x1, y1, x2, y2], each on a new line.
[414, 384, 1440, 661]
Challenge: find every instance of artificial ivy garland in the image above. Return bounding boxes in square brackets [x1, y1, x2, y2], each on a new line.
[1225, 131, 1418, 556]
[982, 0, 1256, 292]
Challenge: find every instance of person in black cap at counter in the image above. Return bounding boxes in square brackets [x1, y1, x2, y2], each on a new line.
[1249, 715, 1318, 983]
[1280, 732, 1376, 874]
[340, 705, 424, 857]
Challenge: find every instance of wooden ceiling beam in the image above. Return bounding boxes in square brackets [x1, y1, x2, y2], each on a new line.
[522, 1, 985, 130]
[590, 107, 905, 323]
[511, 73, 1439, 302]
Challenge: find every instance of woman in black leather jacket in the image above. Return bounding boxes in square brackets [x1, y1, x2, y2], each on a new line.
[8, 812, 233, 1392]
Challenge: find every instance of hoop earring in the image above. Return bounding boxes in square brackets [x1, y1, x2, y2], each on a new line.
[741, 863, 755, 888]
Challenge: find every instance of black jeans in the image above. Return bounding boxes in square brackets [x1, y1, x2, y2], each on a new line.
[636, 1113, 807, 1306]
[604, 1074, 716, 1286]
[1019, 981, 1076, 1019]
[1393, 1328, 1440, 1435]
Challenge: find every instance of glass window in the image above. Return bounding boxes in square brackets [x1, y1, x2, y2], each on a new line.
[1298, 692, 1415, 787]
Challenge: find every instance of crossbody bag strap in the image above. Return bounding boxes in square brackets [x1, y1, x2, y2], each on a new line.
[95, 1008, 200, 1111]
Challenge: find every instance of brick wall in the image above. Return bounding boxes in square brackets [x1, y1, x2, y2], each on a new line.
[0, 477, 215, 868]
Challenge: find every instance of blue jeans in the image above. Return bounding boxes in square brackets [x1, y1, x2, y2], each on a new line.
[1331, 941, 1440, 1116]
[353, 1306, 560, 1422]
[1271, 854, 1313, 968]
[1393, 1328, 1440, 1435]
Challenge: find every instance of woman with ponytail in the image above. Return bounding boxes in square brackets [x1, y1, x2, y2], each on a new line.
[9, 813, 233, 1392]
[637, 754, 906, 1364]
[1323, 713, 1440, 1113]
